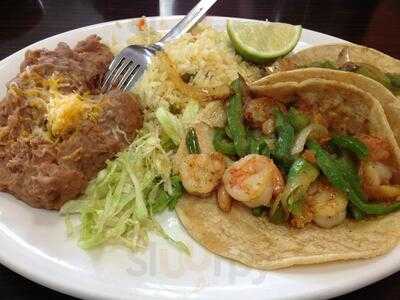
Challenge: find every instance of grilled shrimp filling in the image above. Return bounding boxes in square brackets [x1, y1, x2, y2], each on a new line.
[177, 76, 400, 229]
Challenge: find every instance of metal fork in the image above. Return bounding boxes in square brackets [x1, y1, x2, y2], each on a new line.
[101, 0, 218, 93]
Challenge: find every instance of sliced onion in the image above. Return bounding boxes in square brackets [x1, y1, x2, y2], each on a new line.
[291, 124, 329, 155]
[337, 46, 351, 67]
[160, 52, 230, 102]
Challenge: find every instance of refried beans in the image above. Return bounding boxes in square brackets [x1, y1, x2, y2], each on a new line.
[0, 35, 143, 209]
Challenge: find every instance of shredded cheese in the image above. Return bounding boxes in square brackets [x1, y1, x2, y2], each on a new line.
[47, 93, 92, 136]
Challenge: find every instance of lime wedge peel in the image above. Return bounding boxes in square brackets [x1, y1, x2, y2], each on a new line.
[227, 20, 302, 64]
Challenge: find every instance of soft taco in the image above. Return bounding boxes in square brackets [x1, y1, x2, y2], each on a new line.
[175, 76, 400, 270]
[251, 68, 400, 144]
[269, 43, 400, 97]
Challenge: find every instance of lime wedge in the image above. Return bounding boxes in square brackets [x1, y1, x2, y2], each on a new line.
[227, 20, 302, 64]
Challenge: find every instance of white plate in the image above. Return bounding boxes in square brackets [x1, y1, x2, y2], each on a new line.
[0, 16, 398, 300]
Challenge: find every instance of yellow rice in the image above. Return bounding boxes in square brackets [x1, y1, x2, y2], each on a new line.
[128, 23, 264, 111]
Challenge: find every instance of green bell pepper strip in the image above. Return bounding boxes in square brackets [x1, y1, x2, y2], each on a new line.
[259, 142, 270, 157]
[386, 73, 400, 95]
[336, 157, 366, 220]
[251, 206, 266, 217]
[354, 64, 392, 89]
[272, 109, 295, 164]
[213, 128, 237, 156]
[287, 107, 310, 132]
[249, 135, 270, 157]
[225, 126, 233, 139]
[301, 60, 338, 70]
[330, 135, 368, 160]
[387, 73, 400, 88]
[185, 127, 201, 154]
[230, 75, 246, 98]
[227, 79, 249, 157]
[249, 137, 261, 154]
[349, 203, 365, 220]
[335, 157, 363, 196]
[307, 140, 400, 215]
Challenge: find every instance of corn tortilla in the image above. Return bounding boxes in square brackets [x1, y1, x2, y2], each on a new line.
[177, 195, 400, 270]
[176, 78, 400, 269]
[271, 43, 400, 74]
[251, 78, 400, 168]
[251, 68, 400, 144]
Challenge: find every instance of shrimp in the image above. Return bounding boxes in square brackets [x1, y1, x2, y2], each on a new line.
[360, 160, 392, 186]
[217, 184, 232, 212]
[244, 97, 285, 128]
[302, 149, 316, 164]
[359, 160, 400, 201]
[261, 119, 275, 135]
[222, 154, 284, 208]
[179, 152, 225, 197]
[357, 134, 391, 162]
[290, 203, 313, 229]
[306, 181, 348, 229]
[356, 134, 400, 201]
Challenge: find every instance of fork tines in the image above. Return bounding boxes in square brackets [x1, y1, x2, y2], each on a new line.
[101, 55, 139, 93]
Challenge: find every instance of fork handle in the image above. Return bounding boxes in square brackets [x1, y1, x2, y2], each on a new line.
[153, 0, 218, 49]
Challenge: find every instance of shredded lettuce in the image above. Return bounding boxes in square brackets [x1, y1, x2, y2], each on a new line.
[155, 107, 184, 145]
[61, 123, 189, 253]
[61, 98, 199, 255]
[155, 102, 200, 146]
[150, 175, 183, 214]
[180, 101, 200, 127]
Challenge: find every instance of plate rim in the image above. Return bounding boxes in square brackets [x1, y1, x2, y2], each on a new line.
[0, 15, 397, 300]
